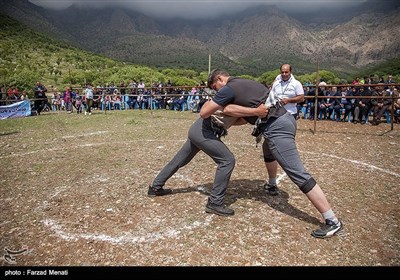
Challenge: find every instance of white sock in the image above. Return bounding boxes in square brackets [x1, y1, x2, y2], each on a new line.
[322, 209, 338, 224]
[268, 178, 277, 186]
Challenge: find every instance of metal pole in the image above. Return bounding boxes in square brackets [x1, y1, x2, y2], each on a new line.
[314, 61, 319, 134]
[390, 95, 394, 131]
[150, 67, 153, 113]
[68, 68, 72, 89]
[208, 54, 211, 74]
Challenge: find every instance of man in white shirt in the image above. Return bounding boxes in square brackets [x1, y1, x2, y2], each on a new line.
[263, 64, 304, 196]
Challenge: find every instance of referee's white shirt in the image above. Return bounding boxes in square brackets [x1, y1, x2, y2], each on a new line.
[271, 74, 304, 115]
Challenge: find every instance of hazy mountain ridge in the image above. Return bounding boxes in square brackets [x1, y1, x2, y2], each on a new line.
[1, 0, 399, 76]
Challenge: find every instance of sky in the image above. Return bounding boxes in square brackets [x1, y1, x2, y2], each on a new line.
[28, 0, 369, 19]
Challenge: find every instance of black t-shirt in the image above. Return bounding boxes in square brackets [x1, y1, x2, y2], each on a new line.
[212, 77, 269, 125]
[34, 86, 46, 98]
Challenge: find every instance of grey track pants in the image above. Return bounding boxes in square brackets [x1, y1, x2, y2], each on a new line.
[262, 112, 315, 193]
[152, 117, 235, 205]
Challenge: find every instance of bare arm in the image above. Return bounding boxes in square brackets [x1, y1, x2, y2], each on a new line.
[200, 99, 223, 119]
[280, 94, 304, 105]
[223, 103, 269, 118]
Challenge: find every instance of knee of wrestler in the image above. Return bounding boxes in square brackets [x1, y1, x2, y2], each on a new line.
[263, 155, 275, 162]
[221, 152, 235, 172]
[299, 177, 317, 194]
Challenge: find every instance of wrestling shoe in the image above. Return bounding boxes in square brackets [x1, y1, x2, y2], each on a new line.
[263, 182, 279, 196]
[311, 219, 343, 239]
[147, 185, 172, 197]
[205, 201, 234, 216]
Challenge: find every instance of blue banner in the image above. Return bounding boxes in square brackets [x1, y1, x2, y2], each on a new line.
[0, 100, 32, 120]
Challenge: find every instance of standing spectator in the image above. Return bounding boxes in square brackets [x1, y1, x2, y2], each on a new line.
[71, 89, 79, 111]
[137, 80, 145, 92]
[166, 79, 173, 95]
[51, 91, 61, 111]
[93, 87, 103, 110]
[33, 81, 48, 115]
[84, 83, 94, 115]
[351, 77, 361, 85]
[119, 80, 126, 95]
[63, 86, 73, 113]
[386, 75, 396, 90]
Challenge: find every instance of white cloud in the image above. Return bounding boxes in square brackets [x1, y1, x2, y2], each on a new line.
[29, 0, 368, 19]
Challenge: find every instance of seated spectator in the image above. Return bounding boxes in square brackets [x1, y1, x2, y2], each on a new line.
[173, 95, 186, 111]
[370, 84, 392, 125]
[7, 86, 19, 102]
[352, 86, 372, 124]
[137, 90, 147, 109]
[20, 91, 29, 101]
[322, 86, 338, 120]
[112, 90, 122, 110]
[334, 86, 352, 122]
[386, 74, 396, 84]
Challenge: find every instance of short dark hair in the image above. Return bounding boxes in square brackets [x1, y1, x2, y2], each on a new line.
[207, 69, 230, 89]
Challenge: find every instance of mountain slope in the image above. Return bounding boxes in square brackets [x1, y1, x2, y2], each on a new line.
[1, 0, 399, 77]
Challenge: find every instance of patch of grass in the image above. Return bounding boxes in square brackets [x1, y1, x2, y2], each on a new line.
[126, 119, 141, 125]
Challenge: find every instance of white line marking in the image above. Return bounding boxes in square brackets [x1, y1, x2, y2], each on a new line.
[62, 131, 108, 139]
[276, 172, 287, 184]
[303, 151, 400, 178]
[231, 140, 399, 178]
[43, 216, 214, 245]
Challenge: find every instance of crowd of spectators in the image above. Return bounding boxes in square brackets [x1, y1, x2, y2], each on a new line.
[298, 75, 399, 125]
[1, 75, 399, 124]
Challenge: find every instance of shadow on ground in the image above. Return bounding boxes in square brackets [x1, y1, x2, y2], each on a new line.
[171, 179, 321, 226]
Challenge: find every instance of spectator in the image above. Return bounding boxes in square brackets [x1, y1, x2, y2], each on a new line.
[63, 86, 73, 113]
[393, 88, 400, 124]
[33, 81, 48, 115]
[20, 91, 29, 101]
[321, 86, 338, 120]
[334, 86, 352, 122]
[75, 94, 83, 114]
[352, 86, 373, 124]
[370, 84, 392, 125]
[84, 83, 94, 115]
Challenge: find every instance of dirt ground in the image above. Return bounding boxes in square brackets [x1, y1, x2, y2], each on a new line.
[0, 110, 399, 267]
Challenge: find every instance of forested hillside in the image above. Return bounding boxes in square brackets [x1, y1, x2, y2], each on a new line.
[1, 13, 399, 95]
[0, 14, 210, 93]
